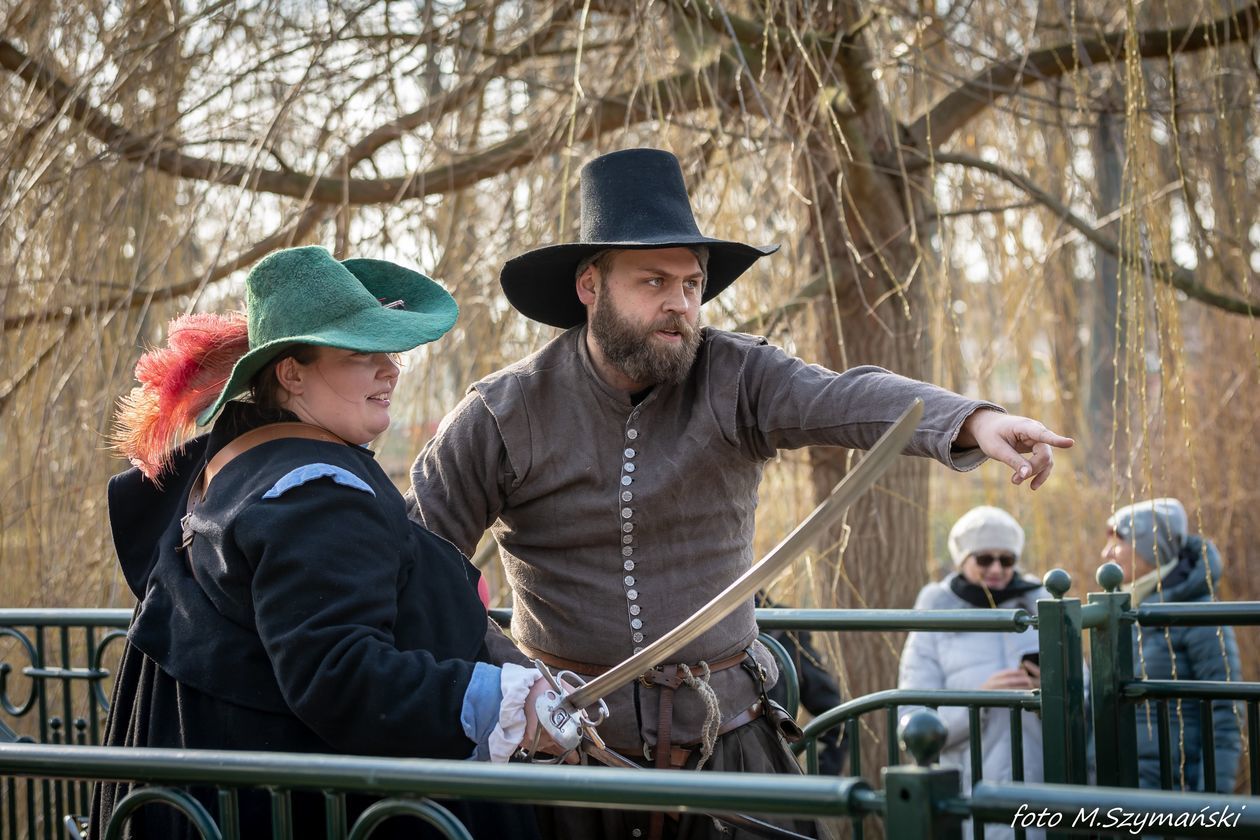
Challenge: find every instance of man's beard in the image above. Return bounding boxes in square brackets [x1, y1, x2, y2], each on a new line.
[590, 295, 702, 387]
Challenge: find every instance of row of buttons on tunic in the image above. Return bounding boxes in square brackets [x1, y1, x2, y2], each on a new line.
[621, 417, 643, 653]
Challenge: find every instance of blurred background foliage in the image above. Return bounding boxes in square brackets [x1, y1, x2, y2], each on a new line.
[2, 0, 1258, 791]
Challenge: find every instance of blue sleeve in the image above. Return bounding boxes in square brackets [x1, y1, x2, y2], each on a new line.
[460, 662, 504, 760]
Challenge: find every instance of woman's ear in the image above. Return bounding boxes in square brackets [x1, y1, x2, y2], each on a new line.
[274, 355, 304, 397]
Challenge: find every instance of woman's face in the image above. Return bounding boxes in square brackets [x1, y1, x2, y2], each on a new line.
[1101, 528, 1145, 582]
[277, 347, 399, 444]
[959, 550, 1017, 589]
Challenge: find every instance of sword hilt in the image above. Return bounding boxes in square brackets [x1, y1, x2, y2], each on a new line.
[527, 659, 609, 763]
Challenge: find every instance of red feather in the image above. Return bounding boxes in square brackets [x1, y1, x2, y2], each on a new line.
[112, 312, 249, 482]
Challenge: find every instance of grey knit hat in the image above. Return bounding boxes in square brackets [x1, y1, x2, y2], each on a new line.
[947, 506, 1025, 566]
[1107, 497, 1187, 565]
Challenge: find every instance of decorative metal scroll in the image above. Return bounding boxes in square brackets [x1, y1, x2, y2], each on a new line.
[0, 628, 38, 717]
[346, 798, 473, 840]
[104, 786, 223, 840]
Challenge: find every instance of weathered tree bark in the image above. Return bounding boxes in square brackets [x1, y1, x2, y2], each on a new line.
[792, 4, 932, 810]
[1088, 93, 1127, 478]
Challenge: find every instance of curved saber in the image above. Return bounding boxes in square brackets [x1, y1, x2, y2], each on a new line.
[561, 398, 925, 713]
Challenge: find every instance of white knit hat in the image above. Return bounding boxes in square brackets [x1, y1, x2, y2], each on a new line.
[948, 506, 1025, 566]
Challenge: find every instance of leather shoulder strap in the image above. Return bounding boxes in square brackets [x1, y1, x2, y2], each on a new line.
[187, 422, 348, 514]
[204, 422, 346, 488]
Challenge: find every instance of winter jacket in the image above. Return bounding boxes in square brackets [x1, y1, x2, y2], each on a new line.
[1133, 535, 1242, 793]
[898, 572, 1047, 840]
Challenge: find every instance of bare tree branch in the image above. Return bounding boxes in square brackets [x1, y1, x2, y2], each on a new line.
[0, 329, 67, 413]
[921, 151, 1260, 317]
[907, 1, 1260, 150]
[3, 45, 749, 332]
[0, 9, 569, 205]
[2, 206, 332, 332]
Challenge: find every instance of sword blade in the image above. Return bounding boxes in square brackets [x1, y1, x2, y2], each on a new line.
[564, 398, 924, 712]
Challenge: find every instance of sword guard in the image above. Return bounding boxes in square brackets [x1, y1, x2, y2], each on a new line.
[528, 658, 609, 763]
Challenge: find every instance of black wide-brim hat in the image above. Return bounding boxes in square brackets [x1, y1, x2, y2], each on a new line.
[501, 148, 779, 328]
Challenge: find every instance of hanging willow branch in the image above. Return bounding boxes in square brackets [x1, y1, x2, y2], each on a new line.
[920, 152, 1260, 317]
[906, 0, 1260, 149]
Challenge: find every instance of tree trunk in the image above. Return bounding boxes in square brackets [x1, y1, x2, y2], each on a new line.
[792, 10, 932, 804]
[1088, 92, 1126, 477]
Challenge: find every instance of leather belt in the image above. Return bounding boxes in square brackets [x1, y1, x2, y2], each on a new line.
[653, 700, 763, 767]
[520, 645, 764, 840]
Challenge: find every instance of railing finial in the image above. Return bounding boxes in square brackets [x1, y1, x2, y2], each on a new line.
[1096, 562, 1124, 593]
[1043, 568, 1072, 599]
[898, 709, 947, 767]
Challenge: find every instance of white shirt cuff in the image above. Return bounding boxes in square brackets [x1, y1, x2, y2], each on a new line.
[487, 663, 542, 763]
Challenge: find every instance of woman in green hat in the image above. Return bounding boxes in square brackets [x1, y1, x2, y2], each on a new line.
[90, 247, 545, 840]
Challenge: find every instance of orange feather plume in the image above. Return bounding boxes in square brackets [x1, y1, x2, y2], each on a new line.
[112, 312, 250, 482]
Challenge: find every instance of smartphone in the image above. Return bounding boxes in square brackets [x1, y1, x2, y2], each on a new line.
[1021, 652, 1040, 668]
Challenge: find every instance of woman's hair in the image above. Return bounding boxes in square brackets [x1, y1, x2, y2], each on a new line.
[250, 345, 320, 418]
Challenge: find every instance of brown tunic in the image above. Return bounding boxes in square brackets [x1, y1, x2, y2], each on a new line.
[408, 326, 993, 748]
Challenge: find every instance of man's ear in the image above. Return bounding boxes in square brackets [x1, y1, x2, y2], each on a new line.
[576, 265, 598, 306]
[274, 356, 304, 396]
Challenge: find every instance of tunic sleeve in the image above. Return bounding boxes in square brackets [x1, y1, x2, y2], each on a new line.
[235, 475, 479, 759]
[735, 342, 999, 469]
[408, 390, 511, 559]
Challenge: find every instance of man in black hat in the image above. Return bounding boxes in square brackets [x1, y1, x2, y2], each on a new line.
[408, 148, 1072, 839]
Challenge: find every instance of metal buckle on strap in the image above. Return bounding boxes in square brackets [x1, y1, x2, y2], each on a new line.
[178, 513, 195, 551]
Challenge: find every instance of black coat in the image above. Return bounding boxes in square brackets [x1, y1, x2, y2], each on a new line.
[90, 403, 538, 839]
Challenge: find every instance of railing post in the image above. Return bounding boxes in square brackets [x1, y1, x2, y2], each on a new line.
[883, 710, 963, 840]
[1037, 570, 1087, 787]
[1088, 562, 1138, 787]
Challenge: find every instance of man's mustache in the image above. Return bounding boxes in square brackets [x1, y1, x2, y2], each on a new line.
[646, 317, 696, 338]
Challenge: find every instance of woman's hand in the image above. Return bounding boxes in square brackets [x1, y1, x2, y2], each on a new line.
[979, 667, 1036, 690]
[519, 677, 580, 763]
[520, 676, 551, 752]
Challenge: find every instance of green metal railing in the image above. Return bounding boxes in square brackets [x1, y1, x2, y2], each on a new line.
[4, 566, 1260, 839]
[0, 609, 129, 747]
[1085, 563, 1260, 799]
[5, 711, 1260, 839]
[0, 742, 877, 840]
[768, 604, 1040, 840]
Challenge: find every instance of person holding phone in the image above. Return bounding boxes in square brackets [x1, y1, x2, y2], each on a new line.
[898, 506, 1049, 840]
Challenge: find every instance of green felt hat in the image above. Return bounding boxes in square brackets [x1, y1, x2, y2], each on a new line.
[196, 246, 458, 425]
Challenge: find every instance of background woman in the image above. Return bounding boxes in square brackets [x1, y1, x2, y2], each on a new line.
[89, 246, 546, 839]
[898, 506, 1047, 840]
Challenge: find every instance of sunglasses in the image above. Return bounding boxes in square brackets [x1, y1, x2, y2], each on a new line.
[972, 553, 1017, 569]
